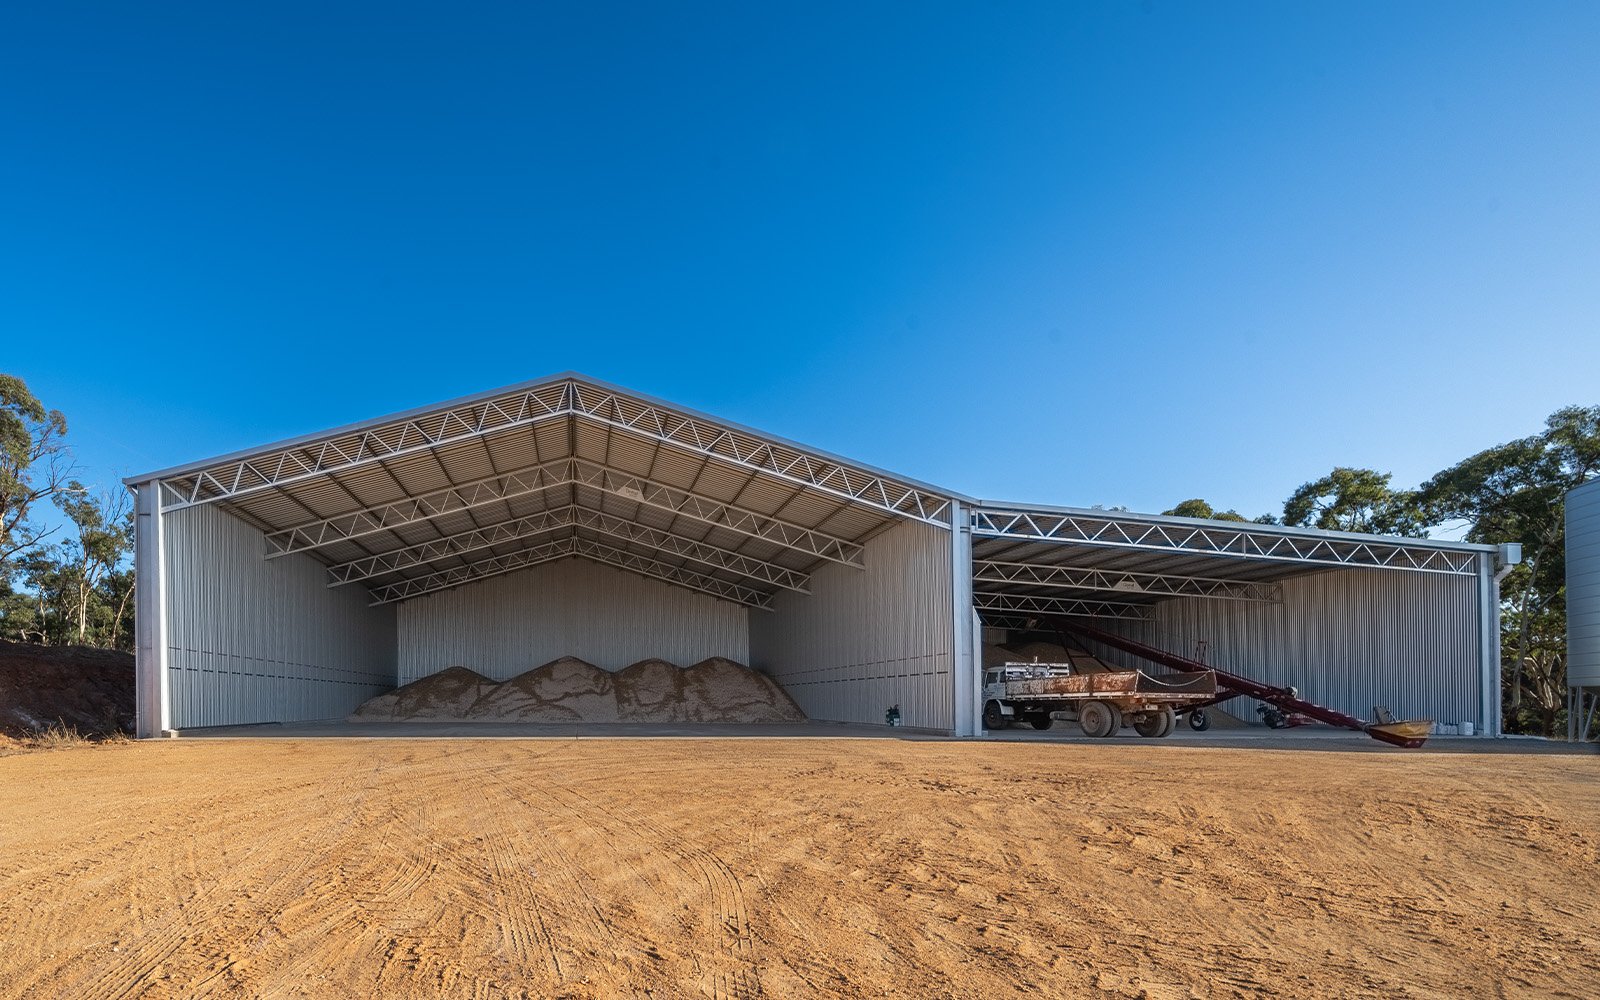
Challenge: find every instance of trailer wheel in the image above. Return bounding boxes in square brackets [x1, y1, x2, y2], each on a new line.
[1079, 700, 1117, 738]
[983, 700, 1007, 730]
[1187, 708, 1211, 732]
[1028, 714, 1053, 731]
[1135, 706, 1175, 738]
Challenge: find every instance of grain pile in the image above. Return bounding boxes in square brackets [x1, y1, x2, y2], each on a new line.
[349, 656, 805, 724]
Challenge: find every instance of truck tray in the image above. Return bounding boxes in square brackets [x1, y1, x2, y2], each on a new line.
[1000, 666, 1217, 702]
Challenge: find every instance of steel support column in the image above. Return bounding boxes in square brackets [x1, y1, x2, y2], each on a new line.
[949, 500, 979, 737]
[134, 481, 170, 738]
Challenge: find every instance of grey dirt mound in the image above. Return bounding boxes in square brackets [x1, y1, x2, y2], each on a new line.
[350, 656, 806, 724]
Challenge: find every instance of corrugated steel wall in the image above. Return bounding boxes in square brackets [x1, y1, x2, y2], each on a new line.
[396, 558, 750, 681]
[748, 519, 954, 729]
[1568, 480, 1600, 687]
[1080, 566, 1486, 729]
[165, 504, 398, 727]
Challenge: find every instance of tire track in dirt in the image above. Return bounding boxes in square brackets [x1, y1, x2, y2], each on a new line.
[58, 756, 369, 1000]
[545, 763, 761, 999]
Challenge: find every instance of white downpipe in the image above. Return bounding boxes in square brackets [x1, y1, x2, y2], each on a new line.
[134, 482, 171, 737]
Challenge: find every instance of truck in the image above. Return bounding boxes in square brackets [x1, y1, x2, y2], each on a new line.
[981, 661, 1219, 738]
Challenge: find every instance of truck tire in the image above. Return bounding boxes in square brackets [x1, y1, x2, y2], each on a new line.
[1028, 713, 1053, 731]
[1079, 700, 1117, 738]
[1135, 706, 1175, 738]
[983, 700, 1007, 730]
[1187, 708, 1211, 732]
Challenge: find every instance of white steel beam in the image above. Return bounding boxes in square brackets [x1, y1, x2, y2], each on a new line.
[367, 538, 575, 605]
[568, 460, 863, 567]
[325, 505, 576, 585]
[325, 502, 812, 593]
[973, 559, 1283, 603]
[367, 536, 774, 609]
[134, 481, 171, 738]
[564, 506, 811, 592]
[160, 381, 573, 510]
[971, 507, 1481, 575]
[973, 591, 1154, 621]
[567, 384, 953, 523]
[154, 377, 956, 527]
[263, 458, 574, 557]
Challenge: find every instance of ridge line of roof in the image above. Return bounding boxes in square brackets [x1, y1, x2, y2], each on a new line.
[123, 371, 973, 504]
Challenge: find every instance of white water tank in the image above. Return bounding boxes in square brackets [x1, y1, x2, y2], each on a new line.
[1568, 479, 1600, 689]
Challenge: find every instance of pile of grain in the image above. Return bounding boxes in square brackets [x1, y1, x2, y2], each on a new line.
[349, 656, 805, 724]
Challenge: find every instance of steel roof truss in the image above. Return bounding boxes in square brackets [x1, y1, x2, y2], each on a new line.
[326, 503, 811, 593]
[262, 458, 574, 558]
[568, 460, 863, 568]
[973, 559, 1282, 603]
[973, 591, 1154, 622]
[971, 508, 1479, 575]
[367, 536, 773, 609]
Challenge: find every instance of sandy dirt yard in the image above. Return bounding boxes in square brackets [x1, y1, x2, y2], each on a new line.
[0, 739, 1596, 999]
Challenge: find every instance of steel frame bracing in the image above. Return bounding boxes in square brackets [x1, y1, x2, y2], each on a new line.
[973, 591, 1153, 621]
[973, 559, 1283, 603]
[263, 458, 862, 569]
[367, 536, 774, 609]
[324, 503, 811, 593]
[154, 376, 952, 525]
[971, 507, 1481, 575]
[263, 458, 573, 558]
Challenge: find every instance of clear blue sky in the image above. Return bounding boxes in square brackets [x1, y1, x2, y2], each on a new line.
[3, 2, 1596, 520]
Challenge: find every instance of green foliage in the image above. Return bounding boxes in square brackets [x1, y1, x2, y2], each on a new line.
[0, 374, 132, 651]
[1417, 405, 1600, 734]
[1162, 498, 1249, 522]
[0, 374, 70, 564]
[1282, 467, 1427, 536]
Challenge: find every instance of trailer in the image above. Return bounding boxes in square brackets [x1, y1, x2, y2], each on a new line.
[982, 662, 1219, 738]
[1051, 618, 1435, 748]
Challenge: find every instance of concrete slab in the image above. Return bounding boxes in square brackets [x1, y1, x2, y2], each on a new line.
[173, 719, 1599, 754]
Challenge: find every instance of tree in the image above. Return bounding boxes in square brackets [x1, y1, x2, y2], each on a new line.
[1419, 405, 1600, 734]
[1282, 467, 1427, 536]
[1162, 499, 1249, 522]
[0, 374, 72, 565]
[54, 483, 133, 644]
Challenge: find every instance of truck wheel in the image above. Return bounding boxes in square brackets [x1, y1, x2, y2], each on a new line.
[1135, 706, 1175, 738]
[1028, 714, 1053, 731]
[1188, 709, 1211, 732]
[1079, 700, 1117, 738]
[983, 700, 1007, 730]
[1156, 707, 1176, 738]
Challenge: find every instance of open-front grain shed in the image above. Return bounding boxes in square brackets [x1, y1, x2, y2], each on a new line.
[127, 373, 1515, 737]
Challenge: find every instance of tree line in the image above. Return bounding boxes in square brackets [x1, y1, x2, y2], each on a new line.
[1, 372, 1595, 735]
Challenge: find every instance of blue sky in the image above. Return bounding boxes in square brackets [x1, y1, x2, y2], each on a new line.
[2, 2, 1596, 520]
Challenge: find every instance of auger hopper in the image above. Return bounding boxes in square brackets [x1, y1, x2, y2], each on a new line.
[1051, 619, 1433, 748]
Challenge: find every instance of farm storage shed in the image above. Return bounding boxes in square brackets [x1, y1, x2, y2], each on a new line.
[127, 373, 1515, 738]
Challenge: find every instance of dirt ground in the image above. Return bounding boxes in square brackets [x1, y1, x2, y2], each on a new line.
[0, 739, 1596, 999]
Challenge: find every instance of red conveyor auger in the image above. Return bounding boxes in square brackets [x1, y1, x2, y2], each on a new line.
[1050, 618, 1433, 748]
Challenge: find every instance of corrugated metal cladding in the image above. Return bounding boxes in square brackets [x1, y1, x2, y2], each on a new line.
[1078, 566, 1486, 730]
[164, 505, 398, 728]
[1567, 479, 1600, 687]
[749, 519, 954, 729]
[396, 558, 750, 681]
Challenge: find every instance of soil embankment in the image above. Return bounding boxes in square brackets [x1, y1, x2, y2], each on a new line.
[0, 640, 133, 745]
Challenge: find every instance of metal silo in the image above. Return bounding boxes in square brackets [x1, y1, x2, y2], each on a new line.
[1566, 479, 1600, 739]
